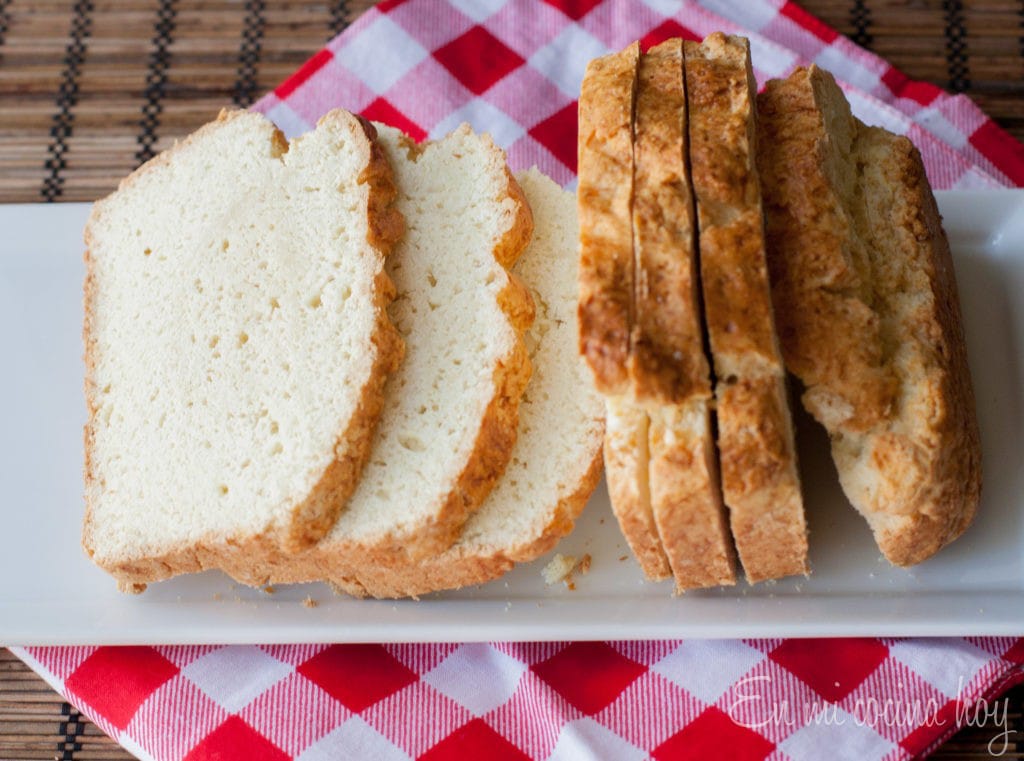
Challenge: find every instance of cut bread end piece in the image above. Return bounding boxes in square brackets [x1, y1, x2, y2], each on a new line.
[685, 33, 808, 583]
[577, 42, 640, 395]
[215, 123, 536, 586]
[296, 169, 604, 598]
[757, 66, 980, 566]
[82, 109, 404, 591]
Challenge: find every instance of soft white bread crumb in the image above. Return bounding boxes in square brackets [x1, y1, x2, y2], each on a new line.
[543, 554, 579, 585]
[321, 169, 606, 598]
[219, 123, 536, 585]
[82, 109, 403, 588]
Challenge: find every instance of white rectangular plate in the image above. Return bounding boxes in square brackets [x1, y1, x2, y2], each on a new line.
[1, 192, 1022, 644]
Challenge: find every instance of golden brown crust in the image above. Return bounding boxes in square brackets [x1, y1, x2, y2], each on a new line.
[356, 116, 407, 255]
[715, 377, 807, 581]
[648, 402, 736, 589]
[322, 446, 605, 599]
[630, 38, 709, 405]
[756, 66, 980, 566]
[684, 34, 807, 583]
[603, 398, 672, 581]
[494, 168, 536, 270]
[81, 237, 100, 566]
[846, 131, 980, 565]
[685, 36, 776, 374]
[577, 42, 640, 395]
[882, 138, 979, 564]
[82, 109, 406, 587]
[337, 338, 534, 568]
[756, 68, 897, 432]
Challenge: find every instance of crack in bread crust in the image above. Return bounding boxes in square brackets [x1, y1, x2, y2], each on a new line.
[629, 39, 708, 406]
[604, 398, 672, 581]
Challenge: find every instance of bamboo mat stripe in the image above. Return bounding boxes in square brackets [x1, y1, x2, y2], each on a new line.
[233, 0, 264, 108]
[0, 2, 9, 49]
[850, 0, 871, 48]
[136, 0, 175, 166]
[329, 0, 349, 38]
[945, 0, 970, 92]
[41, 0, 90, 202]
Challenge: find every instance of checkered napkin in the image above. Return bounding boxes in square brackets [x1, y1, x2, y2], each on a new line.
[15, 1, 1024, 759]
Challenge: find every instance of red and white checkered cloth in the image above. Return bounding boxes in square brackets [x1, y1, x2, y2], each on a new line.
[16, 1, 1024, 759]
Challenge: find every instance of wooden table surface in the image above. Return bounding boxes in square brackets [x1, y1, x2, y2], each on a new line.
[2, 0, 1022, 758]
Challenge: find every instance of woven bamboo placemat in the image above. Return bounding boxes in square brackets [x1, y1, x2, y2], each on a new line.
[1, 1, 1023, 759]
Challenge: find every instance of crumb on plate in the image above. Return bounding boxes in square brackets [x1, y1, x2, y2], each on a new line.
[542, 553, 592, 589]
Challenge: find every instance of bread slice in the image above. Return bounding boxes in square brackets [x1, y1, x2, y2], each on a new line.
[601, 40, 730, 589]
[216, 123, 536, 585]
[577, 42, 640, 395]
[325, 170, 605, 597]
[82, 109, 404, 592]
[684, 34, 808, 583]
[756, 66, 981, 565]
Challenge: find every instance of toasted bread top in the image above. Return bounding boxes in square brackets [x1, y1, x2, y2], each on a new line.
[629, 38, 710, 406]
[684, 34, 781, 380]
[577, 42, 640, 395]
[757, 66, 898, 432]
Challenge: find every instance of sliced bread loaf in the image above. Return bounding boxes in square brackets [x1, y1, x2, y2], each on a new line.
[326, 169, 605, 597]
[578, 41, 672, 582]
[600, 40, 729, 589]
[82, 109, 404, 592]
[634, 39, 729, 590]
[220, 123, 536, 584]
[684, 34, 808, 583]
[756, 66, 981, 565]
